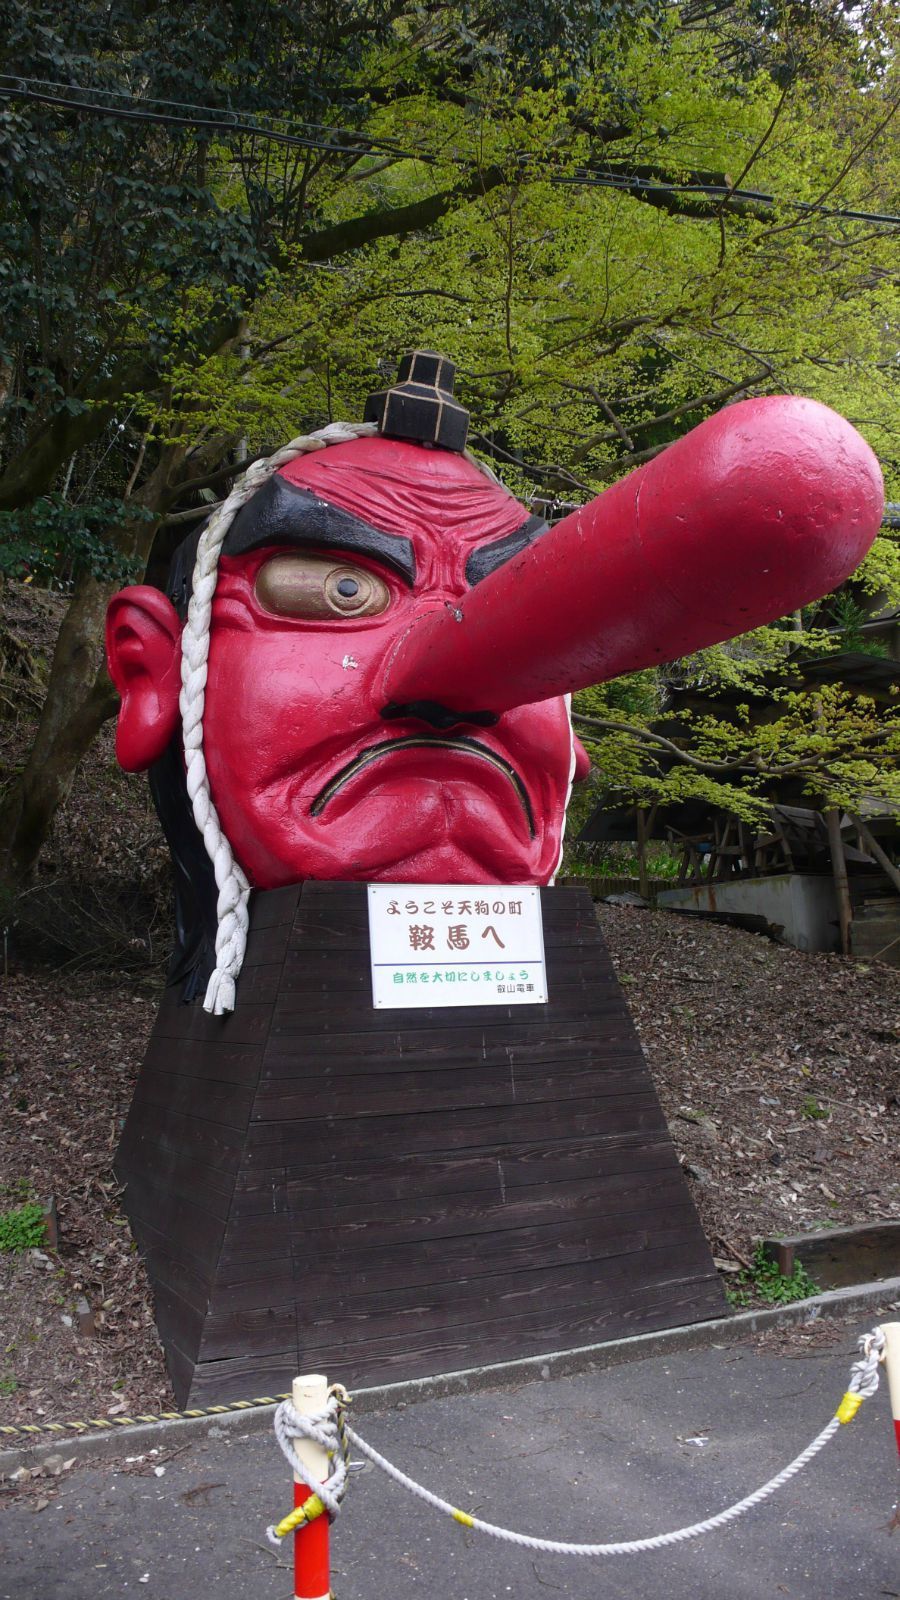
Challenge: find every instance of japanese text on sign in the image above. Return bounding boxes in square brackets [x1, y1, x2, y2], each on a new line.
[368, 885, 547, 1008]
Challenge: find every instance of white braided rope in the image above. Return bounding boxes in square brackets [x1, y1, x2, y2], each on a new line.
[340, 1328, 885, 1558]
[179, 421, 503, 1014]
[180, 421, 376, 1013]
[266, 1397, 350, 1546]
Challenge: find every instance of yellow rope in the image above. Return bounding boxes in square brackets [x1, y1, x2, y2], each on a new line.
[0, 1393, 289, 1439]
[835, 1391, 864, 1424]
[273, 1493, 327, 1539]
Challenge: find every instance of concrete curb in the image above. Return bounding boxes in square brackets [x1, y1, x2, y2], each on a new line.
[3, 1276, 898, 1477]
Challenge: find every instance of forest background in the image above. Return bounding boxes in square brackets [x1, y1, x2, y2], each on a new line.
[0, 0, 898, 930]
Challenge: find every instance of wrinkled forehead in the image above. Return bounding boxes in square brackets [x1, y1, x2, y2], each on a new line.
[228, 436, 543, 589]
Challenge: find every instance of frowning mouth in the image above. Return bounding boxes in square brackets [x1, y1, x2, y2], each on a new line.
[309, 735, 535, 836]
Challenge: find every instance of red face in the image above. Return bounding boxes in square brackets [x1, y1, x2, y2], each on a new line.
[204, 573, 574, 888]
[107, 396, 882, 893]
[108, 437, 581, 889]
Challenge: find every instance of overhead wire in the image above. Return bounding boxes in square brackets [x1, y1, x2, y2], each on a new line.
[0, 74, 414, 148]
[0, 76, 444, 165]
[1, 74, 898, 227]
[556, 171, 900, 225]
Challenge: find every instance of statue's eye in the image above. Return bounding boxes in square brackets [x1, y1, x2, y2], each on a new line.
[255, 555, 391, 619]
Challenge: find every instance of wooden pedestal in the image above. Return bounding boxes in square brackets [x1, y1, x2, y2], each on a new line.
[116, 883, 724, 1404]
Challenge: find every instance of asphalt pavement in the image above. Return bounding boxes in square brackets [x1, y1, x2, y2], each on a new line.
[2, 1330, 899, 1600]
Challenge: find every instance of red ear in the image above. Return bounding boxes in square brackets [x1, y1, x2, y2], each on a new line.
[106, 586, 182, 771]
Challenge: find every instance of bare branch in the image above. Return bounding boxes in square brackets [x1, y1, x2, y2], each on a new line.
[572, 711, 749, 774]
[569, 438, 669, 473]
[298, 164, 507, 262]
[348, 156, 401, 182]
[160, 502, 221, 527]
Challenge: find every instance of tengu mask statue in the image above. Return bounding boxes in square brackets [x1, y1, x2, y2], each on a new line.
[106, 352, 883, 1012]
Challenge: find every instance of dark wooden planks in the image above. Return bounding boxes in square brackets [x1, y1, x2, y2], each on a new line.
[273, 1135, 684, 1207]
[293, 1241, 721, 1340]
[113, 892, 297, 1390]
[244, 1108, 670, 1176]
[188, 1348, 297, 1404]
[116, 879, 723, 1405]
[284, 1207, 707, 1299]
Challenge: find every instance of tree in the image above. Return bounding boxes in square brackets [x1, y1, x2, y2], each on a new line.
[0, 0, 667, 885]
[1, 0, 897, 886]
[566, 540, 900, 849]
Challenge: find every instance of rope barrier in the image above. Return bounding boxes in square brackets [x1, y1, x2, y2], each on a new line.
[266, 1389, 353, 1546]
[267, 1328, 886, 1560]
[0, 1392, 293, 1439]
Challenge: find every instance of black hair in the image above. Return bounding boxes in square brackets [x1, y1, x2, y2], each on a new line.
[149, 522, 218, 1000]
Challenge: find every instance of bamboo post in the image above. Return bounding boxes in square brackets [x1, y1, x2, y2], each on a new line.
[881, 1323, 900, 1460]
[291, 1373, 331, 1600]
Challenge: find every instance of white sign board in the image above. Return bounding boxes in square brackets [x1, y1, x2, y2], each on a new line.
[368, 884, 547, 1009]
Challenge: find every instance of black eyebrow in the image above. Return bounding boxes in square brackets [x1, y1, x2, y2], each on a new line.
[465, 514, 549, 585]
[222, 475, 416, 584]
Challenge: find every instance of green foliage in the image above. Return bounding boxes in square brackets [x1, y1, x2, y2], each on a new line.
[801, 1096, 829, 1120]
[563, 845, 681, 880]
[572, 650, 900, 835]
[726, 1245, 819, 1308]
[0, 1375, 17, 1396]
[829, 594, 888, 658]
[0, 497, 150, 585]
[0, 1201, 45, 1253]
[0, 1176, 33, 1202]
[0, 0, 897, 854]
[450, 0, 663, 68]
[854, 533, 900, 599]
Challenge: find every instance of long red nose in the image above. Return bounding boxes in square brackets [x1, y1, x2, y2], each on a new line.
[381, 396, 883, 716]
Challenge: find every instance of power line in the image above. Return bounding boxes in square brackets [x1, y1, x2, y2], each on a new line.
[0, 74, 415, 151]
[0, 78, 438, 166]
[1, 75, 898, 228]
[558, 171, 900, 226]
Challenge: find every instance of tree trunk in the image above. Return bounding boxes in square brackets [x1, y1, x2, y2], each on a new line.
[0, 571, 120, 887]
[0, 446, 185, 889]
[636, 805, 649, 899]
[824, 806, 853, 957]
[0, 434, 239, 890]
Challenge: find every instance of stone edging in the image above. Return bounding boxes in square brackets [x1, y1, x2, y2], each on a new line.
[2, 1276, 898, 1477]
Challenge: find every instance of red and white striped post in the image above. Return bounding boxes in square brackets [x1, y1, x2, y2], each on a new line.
[882, 1323, 900, 1459]
[291, 1373, 331, 1600]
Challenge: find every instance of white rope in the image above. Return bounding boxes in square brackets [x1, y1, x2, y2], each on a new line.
[339, 1327, 885, 1558]
[179, 420, 376, 1014]
[179, 418, 505, 1015]
[266, 1396, 351, 1546]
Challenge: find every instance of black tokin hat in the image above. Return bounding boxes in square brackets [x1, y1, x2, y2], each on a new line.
[364, 351, 469, 452]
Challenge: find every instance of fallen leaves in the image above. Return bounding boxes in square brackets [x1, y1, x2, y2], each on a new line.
[597, 904, 899, 1269]
[0, 968, 171, 1426]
